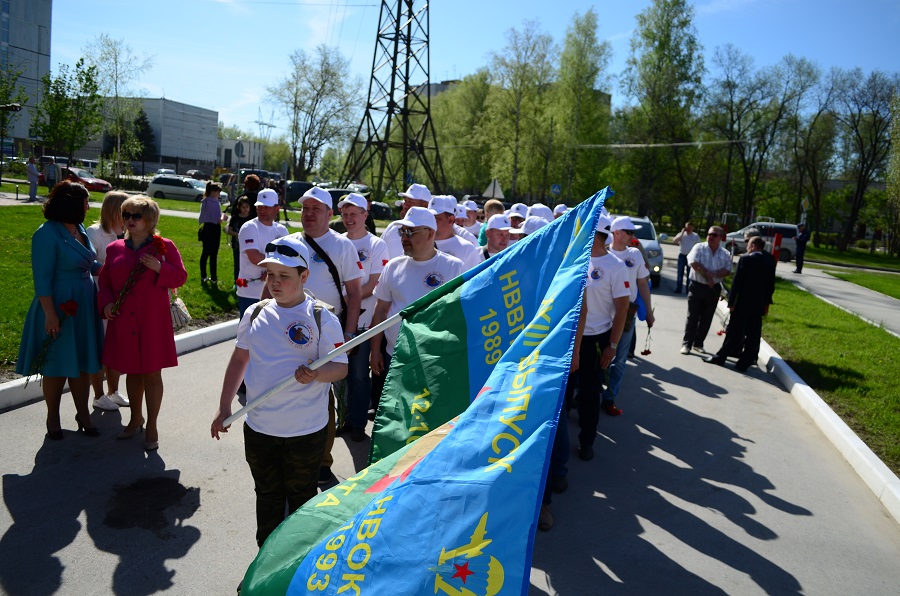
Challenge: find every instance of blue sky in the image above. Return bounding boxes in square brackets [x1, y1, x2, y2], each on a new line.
[51, 0, 899, 137]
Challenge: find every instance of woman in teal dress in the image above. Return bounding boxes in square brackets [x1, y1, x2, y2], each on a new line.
[17, 181, 104, 440]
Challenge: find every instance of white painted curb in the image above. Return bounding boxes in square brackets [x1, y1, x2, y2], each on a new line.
[714, 301, 900, 525]
[0, 318, 238, 411]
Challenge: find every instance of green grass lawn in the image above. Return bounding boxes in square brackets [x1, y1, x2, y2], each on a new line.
[763, 279, 900, 474]
[823, 270, 900, 301]
[806, 245, 900, 272]
[0, 206, 238, 368]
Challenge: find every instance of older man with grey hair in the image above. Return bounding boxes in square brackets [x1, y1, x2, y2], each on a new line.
[681, 225, 732, 354]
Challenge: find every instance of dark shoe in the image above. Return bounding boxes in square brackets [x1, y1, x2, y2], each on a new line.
[318, 467, 338, 487]
[551, 475, 568, 494]
[704, 355, 726, 366]
[600, 400, 622, 417]
[735, 362, 752, 373]
[75, 415, 100, 437]
[45, 421, 64, 441]
[351, 428, 367, 442]
[538, 504, 554, 531]
[579, 444, 594, 461]
[673, 287, 682, 293]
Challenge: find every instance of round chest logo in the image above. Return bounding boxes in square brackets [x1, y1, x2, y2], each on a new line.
[624, 257, 636, 268]
[285, 321, 315, 347]
[357, 248, 370, 263]
[311, 252, 325, 264]
[590, 268, 604, 280]
[425, 272, 444, 287]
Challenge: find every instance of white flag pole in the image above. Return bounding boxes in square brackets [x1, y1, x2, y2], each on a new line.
[222, 313, 403, 427]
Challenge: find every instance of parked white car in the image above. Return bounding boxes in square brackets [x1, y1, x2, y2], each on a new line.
[146, 175, 204, 201]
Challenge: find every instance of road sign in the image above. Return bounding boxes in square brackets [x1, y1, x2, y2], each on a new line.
[551, 184, 561, 195]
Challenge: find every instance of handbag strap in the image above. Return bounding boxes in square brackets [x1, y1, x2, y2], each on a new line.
[303, 233, 348, 319]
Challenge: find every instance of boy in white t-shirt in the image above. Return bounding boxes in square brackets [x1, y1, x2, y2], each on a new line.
[211, 235, 348, 547]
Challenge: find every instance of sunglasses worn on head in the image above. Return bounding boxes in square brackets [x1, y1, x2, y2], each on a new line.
[398, 228, 428, 238]
[265, 242, 300, 257]
[122, 211, 142, 221]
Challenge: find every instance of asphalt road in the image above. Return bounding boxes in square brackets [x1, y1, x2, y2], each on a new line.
[2, 264, 900, 595]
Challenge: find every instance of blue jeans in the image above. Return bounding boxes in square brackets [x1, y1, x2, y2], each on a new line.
[238, 296, 258, 320]
[347, 339, 372, 430]
[676, 253, 689, 291]
[602, 321, 636, 403]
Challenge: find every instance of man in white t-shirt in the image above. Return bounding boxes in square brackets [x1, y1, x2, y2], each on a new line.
[602, 216, 655, 416]
[461, 199, 482, 238]
[682, 225, 732, 354]
[381, 183, 431, 260]
[210, 235, 348, 547]
[339, 193, 389, 442]
[290, 186, 363, 485]
[236, 189, 288, 319]
[370, 207, 464, 374]
[673, 221, 700, 293]
[476, 214, 512, 263]
[577, 214, 630, 461]
[430, 195, 480, 270]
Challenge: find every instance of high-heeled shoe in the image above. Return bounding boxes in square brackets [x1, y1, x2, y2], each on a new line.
[117, 418, 144, 440]
[45, 421, 64, 441]
[75, 415, 100, 437]
[144, 428, 159, 451]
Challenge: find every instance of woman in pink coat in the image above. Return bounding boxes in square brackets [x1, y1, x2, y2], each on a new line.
[98, 196, 187, 451]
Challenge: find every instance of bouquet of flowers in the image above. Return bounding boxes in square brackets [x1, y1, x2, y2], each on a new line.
[111, 235, 167, 315]
[25, 300, 78, 388]
[641, 327, 653, 356]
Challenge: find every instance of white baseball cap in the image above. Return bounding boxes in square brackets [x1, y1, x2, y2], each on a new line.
[398, 183, 432, 202]
[454, 204, 468, 218]
[596, 214, 613, 235]
[509, 203, 528, 220]
[485, 214, 512, 231]
[527, 203, 553, 221]
[258, 235, 310, 269]
[255, 188, 279, 207]
[428, 195, 457, 216]
[511, 215, 549, 235]
[463, 200, 479, 212]
[301, 186, 332, 207]
[396, 206, 437, 230]
[337, 193, 368, 211]
[611, 216, 639, 232]
[553, 204, 568, 216]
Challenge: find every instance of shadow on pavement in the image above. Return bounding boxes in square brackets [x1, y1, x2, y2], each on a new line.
[0, 411, 200, 596]
[532, 358, 810, 595]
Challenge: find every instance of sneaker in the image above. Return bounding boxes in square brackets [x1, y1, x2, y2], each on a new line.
[680, 346, 690, 355]
[107, 391, 130, 407]
[601, 401, 623, 417]
[538, 504, 554, 531]
[93, 394, 119, 410]
[692, 346, 706, 354]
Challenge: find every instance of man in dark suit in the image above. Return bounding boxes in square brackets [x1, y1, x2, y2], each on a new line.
[705, 236, 776, 372]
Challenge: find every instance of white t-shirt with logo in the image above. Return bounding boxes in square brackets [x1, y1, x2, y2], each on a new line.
[608, 245, 649, 302]
[236, 298, 348, 437]
[291, 229, 363, 319]
[237, 219, 288, 299]
[436, 235, 481, 271]
[344, 232, 390, 329]
[584, 253, 629, 336]
[373, 251, 464, 354]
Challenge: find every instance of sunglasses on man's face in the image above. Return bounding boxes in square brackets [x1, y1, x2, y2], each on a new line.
[397, 227, 427, 238]
[623, 230, 635, 236]
[121, 211, 143, 221]
[708, 232, 719, 237]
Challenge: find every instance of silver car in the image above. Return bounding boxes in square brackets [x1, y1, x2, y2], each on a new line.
[610, 215, 667, 288]
[146, 175, 204, 201]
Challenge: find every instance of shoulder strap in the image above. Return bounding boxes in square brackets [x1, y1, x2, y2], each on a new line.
[303, 233, 348, 320]
[251, 296, 324, 338]
[249, 299, 272, 324]
[482, 247, 490, 261]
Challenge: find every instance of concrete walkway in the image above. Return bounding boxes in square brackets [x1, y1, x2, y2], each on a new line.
[2, 265, 900, 594]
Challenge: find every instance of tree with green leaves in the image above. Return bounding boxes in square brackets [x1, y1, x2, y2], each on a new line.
[32, 59, 104, 163]
[887, 93, 900, 256]
[486, 20, 556, 199]
[551, 8, 612, 204]
[133, 107, 156, 161]
[83, 34, 154, 177]
[833, 68, 897, 250]
[0, 64, 29, 180]
[620, 0, 704, 218]
[268, 45, 361, 181]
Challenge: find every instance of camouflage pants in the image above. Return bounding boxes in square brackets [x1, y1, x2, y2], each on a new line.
[243, 423, 327, 547]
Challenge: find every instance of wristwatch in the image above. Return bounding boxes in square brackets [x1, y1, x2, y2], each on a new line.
[344, 331, 356, 340]
[609, 342, 618, 349]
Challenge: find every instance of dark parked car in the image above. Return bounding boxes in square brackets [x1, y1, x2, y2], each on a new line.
[370, 201, 392, 220]
[285, 181, 315, 204]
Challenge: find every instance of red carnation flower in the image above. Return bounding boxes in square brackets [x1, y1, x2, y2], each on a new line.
[60, 300, 78, 316]
[152, 235, 167, 256]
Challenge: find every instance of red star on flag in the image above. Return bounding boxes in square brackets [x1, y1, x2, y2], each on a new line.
[452, 561, 475, 584]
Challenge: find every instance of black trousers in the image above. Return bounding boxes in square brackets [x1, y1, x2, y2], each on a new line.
[576, 330, 611, 449]
[716, 308, 763, 368]
[683, 282, 720, 349]
[244, 423, 328, 547]
[199, 223, 221, 280]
